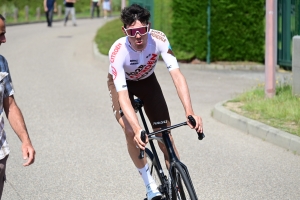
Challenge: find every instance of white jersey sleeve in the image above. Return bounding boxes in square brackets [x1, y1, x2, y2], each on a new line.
[108, 38, 128, 92]
[150, 30, 179, 71]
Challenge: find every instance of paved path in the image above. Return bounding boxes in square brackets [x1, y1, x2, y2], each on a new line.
[1, 18, 299, 200]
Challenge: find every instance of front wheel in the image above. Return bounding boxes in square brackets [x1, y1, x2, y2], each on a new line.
[171, 162, 198, 200]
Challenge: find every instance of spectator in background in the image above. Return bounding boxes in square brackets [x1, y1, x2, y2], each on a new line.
[91, 0, 101, 19]
[103, 0, 112, 19]
[64, 0, 77, 26]
[0, 14, 36, 199]
[44, 0, 57, 27]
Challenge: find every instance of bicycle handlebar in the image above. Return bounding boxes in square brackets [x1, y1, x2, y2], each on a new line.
[187, 115, 205, 140]
[138, 115, 205, 159]
[138, 130, 146, 159]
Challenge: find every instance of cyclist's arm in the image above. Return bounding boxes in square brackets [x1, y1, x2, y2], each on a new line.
[170, 69, 203, 133]
[170, 69, 194, 116]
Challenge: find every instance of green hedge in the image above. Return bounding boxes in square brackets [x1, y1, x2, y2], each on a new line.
[171, 0, 207, 61]
[153, 0, 172, 38]
[172, 0, 265, 62]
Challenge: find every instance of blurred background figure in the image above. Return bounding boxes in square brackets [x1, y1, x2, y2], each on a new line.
[91, 0, 101, 19]
[43, 0, 57, 27]
[64, 0, 77, 26]
[102, 0, 112, 19]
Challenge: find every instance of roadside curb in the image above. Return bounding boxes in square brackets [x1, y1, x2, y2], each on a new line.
[212, 100, 300, 155]
[179, 63, 267, 71]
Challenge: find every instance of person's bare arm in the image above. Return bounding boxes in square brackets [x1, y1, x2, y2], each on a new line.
[118, 90, 146, 149]
[3, 96, 35, 166]
[54, 1, 57, 12]
[170, 68, 203, 133]
[44, 0, 48, 12]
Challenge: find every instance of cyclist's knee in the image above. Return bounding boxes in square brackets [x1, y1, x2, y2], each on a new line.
[124, 128, 135, 140]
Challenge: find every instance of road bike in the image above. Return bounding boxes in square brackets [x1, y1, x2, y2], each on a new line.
[134, 98, 205, 200]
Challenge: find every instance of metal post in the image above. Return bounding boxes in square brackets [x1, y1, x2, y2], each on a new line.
[292, 36, 300, 96]
[14, 8, 18, 22]
[58, 5, 62, 18]
[265, 0, 277, 98]
[25, 6, 29, 22]
[121, 0, 126, 9]
[206, 0, 211, 64]
[36, 7, 40, 20]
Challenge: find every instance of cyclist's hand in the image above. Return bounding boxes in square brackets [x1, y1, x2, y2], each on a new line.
[133, 130, 148, 150]
[187, 115, 203, 133]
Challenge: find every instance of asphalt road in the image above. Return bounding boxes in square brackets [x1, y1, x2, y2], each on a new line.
[0, 18, 299, 200]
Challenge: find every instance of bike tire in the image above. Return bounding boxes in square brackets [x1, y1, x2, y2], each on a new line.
[171, 162, 198, 200]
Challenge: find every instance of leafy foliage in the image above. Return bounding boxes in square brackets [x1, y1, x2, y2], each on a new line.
[172, 0, 265, 62]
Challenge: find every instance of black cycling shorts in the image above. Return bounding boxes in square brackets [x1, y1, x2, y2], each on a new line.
[107, 73, 171, 129]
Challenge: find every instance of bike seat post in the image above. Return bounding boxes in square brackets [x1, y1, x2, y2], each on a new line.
[134, 98, 150, 135]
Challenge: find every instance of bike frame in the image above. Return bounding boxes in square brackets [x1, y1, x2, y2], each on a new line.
[134, 99, 198, 198]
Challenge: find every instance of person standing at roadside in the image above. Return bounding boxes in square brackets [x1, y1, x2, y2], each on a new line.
[44, 0, 57, 27]
[64, 0, 77, 26]
[91, 0, 101, 18]
[0, 14, 36, 199]
[102, 0, 112, 19]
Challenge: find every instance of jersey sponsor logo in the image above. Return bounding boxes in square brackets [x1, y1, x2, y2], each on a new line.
[110, 43, 122, 63]
[130, 59, 138, 65]
[150, 30, 166, 42]
[153, 120, 168, 125]
[125, 54, 158, 79]
[111, 66, 117, 80]
[151, 30, 166, 37]
[122, 85, 127, 88]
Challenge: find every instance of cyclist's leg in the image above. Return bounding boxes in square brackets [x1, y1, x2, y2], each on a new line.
[127, 73, 180, 169]
[108, 74, 162, 199]
[107, 73, 147, 168]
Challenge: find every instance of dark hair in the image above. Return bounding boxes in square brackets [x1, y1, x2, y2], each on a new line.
[121, 4, 150, 28]
[0, 14, 5, 21]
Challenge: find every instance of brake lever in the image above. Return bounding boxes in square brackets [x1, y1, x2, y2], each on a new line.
[138, 130, 146, 159]
[187, 115, 205, 140]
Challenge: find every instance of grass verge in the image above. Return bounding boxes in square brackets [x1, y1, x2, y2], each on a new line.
[95, 18, 124, 55]
[225, 84, 300, 137]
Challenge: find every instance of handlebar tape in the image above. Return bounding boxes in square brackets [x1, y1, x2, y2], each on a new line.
[187, 115, 205, 140]
[138, 130, 146, 159]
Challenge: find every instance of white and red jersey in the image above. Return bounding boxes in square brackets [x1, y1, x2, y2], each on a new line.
[108, 29, 179, 92]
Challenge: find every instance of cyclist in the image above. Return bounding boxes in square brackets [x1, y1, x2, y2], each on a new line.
[107, 4, 203, 200]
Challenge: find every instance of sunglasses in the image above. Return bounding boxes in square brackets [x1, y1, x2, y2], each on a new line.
[124, 25, 149, 37]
